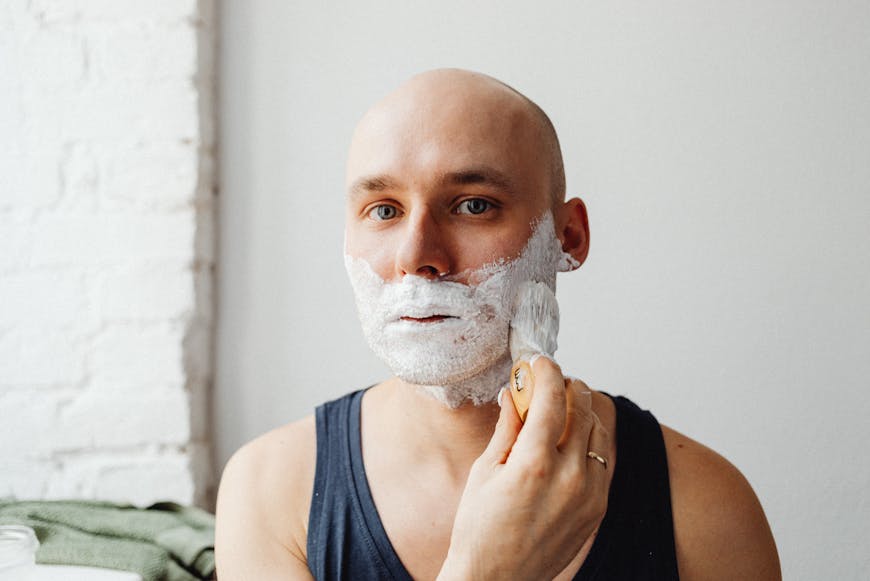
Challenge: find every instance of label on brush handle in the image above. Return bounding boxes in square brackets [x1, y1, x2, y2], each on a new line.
[510, 360, 534, 423]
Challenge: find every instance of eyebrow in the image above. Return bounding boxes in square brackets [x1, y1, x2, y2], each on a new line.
[348, 166, 518, 199]
[439, 167, 517, 195]
[348, 175, 400, 199]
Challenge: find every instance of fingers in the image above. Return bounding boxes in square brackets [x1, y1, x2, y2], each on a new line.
[516, 355, 568, 450]
[585, 411, 611, 474]
[480, 386, 523, 465]
[583, 412, 612, 510]
[556, 378, 594, 451]
[558, 379, 610, 498]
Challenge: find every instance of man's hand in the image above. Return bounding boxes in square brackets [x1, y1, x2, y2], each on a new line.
[438, 356, 613, 581]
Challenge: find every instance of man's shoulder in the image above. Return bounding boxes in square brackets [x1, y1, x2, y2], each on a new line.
[231, 413, 318, 517]
[659, 424, 781, 580]
[216, 414, 318, 562]
[229, 413, 318, 483]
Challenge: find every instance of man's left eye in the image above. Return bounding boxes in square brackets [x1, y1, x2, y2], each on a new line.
[455, 199, 491, 215]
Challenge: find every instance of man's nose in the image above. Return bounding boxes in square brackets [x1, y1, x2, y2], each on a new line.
[395, 209, 451, 279]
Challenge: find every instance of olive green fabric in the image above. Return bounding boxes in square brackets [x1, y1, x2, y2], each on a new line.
[0, 499, 214, 581]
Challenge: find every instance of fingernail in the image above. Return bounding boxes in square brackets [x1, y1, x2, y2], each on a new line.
[497, 386, 507, 408]
[529, 353, 554, 367]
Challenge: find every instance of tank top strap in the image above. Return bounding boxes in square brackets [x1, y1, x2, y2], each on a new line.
[307, 388, 411, 581]
[576, 394, 680, 580]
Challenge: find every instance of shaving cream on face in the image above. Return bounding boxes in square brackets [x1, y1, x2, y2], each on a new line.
[344, 210, 575, 409]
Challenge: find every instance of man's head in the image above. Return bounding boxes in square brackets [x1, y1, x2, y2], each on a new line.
[344, 68, 587, 278]
[343, 68, 589, 407]
[351, 67, 568, 207]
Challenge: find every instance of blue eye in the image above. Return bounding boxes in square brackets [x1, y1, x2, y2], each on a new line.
[456, 198, 491, 215]
[369, 204, 399, 221]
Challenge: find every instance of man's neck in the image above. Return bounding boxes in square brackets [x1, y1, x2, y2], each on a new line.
[365, 375, 504, 487]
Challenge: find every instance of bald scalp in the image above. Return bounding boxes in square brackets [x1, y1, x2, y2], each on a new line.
[353, 68, 566, 206]
[490, 76, 566, 206]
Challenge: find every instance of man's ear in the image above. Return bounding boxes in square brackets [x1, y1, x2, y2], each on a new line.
[555, 197, 590, 269]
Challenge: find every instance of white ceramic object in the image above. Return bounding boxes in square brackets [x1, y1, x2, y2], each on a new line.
[0, 526, 142, 581]
[0, 564, 143, 580]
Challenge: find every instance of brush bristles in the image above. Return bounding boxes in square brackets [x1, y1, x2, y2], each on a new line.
[509, 281, 560, 361]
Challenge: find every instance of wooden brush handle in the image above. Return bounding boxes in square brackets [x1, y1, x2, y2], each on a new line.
[510, 359, 571, 423]
[509, 360, 534, 423]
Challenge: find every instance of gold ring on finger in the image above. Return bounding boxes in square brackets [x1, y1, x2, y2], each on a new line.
[586, 451, 608, 470]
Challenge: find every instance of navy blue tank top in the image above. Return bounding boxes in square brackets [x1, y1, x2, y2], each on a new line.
[307, 388, 679, 580]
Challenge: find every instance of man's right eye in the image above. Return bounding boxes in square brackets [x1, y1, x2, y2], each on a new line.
[368, 204, 400, 221]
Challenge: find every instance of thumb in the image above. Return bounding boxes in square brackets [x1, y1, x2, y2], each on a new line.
[481, 386, 523, 465]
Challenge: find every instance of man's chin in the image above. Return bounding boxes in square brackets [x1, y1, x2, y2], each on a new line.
[392, 354, 512, 410]
[393, 368, 486, 388]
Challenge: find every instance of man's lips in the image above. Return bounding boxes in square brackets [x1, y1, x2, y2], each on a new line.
[399, 315, 457, 323]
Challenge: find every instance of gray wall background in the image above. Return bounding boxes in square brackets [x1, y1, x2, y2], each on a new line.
[216, 2, 870, 578]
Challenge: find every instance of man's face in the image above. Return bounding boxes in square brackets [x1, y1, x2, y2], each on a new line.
[344, 75, 555, 280]
[342, 71, 573, 405]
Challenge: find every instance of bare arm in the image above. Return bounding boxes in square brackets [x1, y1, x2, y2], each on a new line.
[215, 418, 316, 580]
[663, 426, 781, 581]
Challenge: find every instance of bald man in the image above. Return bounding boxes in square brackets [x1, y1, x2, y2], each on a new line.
[215, 69, 781, 580]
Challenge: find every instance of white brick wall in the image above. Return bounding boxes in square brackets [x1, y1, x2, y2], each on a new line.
[0, 1, 217, 508]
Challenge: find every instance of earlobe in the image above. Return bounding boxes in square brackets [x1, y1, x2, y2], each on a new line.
[556, 198, 590, 270]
